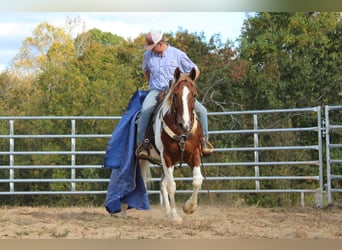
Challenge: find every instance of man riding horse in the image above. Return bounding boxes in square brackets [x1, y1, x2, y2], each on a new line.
[136, 30, 213, 159]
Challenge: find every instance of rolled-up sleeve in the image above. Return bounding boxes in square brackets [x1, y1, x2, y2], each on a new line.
[179, 51, 199, 73]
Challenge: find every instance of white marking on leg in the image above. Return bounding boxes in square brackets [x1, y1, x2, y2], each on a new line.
[160, 173, 170, 214]
[154, 107, 182, 222]
[183, 166, 203, 214]
[154, 115, 172, 214]
[193, 166, 204, 188]
[167, 167, 178, 218]
[162, 164, 182, 222]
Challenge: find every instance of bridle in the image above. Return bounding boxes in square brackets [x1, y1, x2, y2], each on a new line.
[160, 80, 198, 166]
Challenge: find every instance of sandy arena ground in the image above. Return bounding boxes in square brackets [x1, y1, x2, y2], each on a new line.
[1, 203, 342, 239]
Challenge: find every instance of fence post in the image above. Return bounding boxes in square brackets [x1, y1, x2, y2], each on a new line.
[9, 120, 14, 192]
[71, 119, 76, 192]
[325, 106, 332, 204]
[253, 114, 260, 190]
[316, 106, 324, 207]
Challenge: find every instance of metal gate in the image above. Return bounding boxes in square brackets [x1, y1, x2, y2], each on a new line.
[0, 105, 340, 206]
[325, 105, 342, 204]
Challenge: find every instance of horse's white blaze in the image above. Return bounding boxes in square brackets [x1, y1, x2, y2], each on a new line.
[182, 86, 191, 130]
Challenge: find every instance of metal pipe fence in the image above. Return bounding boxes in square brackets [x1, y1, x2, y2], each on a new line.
[0, 106, 334, 206]
[325, 105, 342, 204]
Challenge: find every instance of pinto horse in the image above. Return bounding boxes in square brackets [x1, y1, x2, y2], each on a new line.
[141, 67, 204, 223]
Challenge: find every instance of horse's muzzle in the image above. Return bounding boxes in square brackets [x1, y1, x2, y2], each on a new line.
[179, 121, 192, 133]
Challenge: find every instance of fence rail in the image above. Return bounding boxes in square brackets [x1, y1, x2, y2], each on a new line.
[0, 105, 340, 206]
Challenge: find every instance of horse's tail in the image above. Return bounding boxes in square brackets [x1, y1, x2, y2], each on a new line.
[139, 159, 152, 188]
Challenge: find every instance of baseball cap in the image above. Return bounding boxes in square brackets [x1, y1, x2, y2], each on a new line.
[144, 30, 163, 50]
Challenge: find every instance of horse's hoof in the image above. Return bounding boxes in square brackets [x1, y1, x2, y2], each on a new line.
[183, 207, 195, 214]
[167, 212, 183, 224]
[183, 201, 197, 214]
[171, 216, 183, 224]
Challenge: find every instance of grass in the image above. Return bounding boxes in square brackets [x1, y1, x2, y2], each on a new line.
[50, 228, 70, 238]
[16, 230, 29, 237]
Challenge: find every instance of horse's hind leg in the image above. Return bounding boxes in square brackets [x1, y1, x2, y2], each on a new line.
[160, 165, 183, 223]
[183, 166, 203, 214]
[139, 159, 151, 188]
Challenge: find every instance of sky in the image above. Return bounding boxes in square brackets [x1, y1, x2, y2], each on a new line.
[0, 12, 249, 73]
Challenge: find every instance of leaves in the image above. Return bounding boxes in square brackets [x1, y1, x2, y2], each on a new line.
[240, 12, 342, 109]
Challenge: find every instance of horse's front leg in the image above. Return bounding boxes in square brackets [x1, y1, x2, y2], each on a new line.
[183, 166, 203, 214]
[160, 164, 183, 223]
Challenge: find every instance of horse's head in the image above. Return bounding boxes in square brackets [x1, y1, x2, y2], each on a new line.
[170, 67, 197, 133]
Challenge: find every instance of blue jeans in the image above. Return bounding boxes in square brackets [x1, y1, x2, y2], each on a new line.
[137, 90, 209, 144]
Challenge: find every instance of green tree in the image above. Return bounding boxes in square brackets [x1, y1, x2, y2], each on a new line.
[239, 12, 342, 109]
[10, 22, 75, 81]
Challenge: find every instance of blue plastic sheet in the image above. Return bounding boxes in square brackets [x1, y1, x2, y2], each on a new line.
[103, 90, 150, 214]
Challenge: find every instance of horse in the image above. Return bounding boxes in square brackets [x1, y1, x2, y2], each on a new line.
[139, 67, 204, 223]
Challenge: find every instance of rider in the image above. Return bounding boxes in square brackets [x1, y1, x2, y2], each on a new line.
[136, 30, 213, 159]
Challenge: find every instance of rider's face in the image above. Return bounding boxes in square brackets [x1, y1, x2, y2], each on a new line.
[152, 42, 164, 54]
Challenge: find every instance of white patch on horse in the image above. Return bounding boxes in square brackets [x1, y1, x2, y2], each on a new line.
[192, 166, 204, 187]
[183, 166, 203, 215]
[154, 113, 163, 151]
[182, 86, 191, 131]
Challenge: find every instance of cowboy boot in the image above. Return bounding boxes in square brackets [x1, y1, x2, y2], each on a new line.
[200, 137, 214, 156]
[136, 138, 151, 160]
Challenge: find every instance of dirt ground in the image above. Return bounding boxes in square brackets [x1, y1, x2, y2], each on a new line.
[1, 203, 342, 239]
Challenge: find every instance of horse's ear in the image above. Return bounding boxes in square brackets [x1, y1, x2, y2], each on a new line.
[174, 67, 181, 82]
[189, 67, 196, 81]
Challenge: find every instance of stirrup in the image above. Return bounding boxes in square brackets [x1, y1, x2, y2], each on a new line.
[201, 137, 214, 156]
[136, 139, 150, 159]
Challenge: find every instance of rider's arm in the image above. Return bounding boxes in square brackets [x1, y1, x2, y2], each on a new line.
[143, 71, 150, 83]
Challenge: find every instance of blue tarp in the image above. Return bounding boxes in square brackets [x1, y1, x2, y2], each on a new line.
[103, 90, 150, 214]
